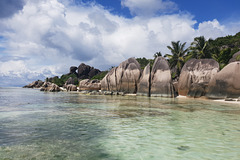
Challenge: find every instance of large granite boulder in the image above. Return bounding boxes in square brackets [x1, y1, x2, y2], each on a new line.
[101, 58, 141, 94]
[137, 63, 151, 96]
[100, 67, 117, 92]
[117, 58, 141, 93]
[150, 57, 175, 97]
[178, 59, 219, 97]
[78, 63, 101, 79]
[229, 51, 240, 63]
[206, 62, 240, 99]
[23, 80, 44, 88]
[66, 84, 77, 91]
[40, 82, 61, 92]
[79, 79, 101, 91]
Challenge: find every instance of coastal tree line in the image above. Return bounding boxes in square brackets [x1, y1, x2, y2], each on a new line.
[46, 32, 240, 86]
[137, 32, 240, 79]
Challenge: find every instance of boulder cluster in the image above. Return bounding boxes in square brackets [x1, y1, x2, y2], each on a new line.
[24, 52, 240, 99]
[101, 57, 175, 97]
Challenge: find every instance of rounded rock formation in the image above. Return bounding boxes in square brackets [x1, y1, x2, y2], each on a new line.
[79, 79, 101, 91]
[206, 62, 240, 99]
[178, 59, 219, 97]
[137, 63, 151, 96]
[150, 57, 174, 97]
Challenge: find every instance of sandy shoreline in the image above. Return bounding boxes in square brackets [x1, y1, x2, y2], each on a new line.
[177, 95, 240, 105]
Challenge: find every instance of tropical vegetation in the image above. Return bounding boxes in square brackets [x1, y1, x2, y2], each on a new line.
[136, 32, 240, 78]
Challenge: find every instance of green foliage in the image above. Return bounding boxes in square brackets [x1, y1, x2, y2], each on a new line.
[46, 73, 78, 87]
[136, 57, 152, 69]
[91, 71, 108, 80]
[153, 52, 162, 59]
[165, 41, 188, 76]
[187, 36, 212, 59]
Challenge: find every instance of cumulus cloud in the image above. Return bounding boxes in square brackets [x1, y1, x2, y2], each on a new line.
[0, 0, 236, 86]
[197, 19, 226, 39]
[0, 0, 26, 18]
[121, 0, 178, 16]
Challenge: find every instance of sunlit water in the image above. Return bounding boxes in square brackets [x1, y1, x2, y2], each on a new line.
[0, 88, 239, 160]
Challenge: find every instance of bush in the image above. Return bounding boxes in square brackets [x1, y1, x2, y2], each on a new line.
[91, 71, 108, 80]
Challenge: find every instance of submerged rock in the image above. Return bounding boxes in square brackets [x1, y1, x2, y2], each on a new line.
[178, 59, 219, 97]
[206, 62, 240, 99]
[23, 80, 44, 88]
[150, 57, 175, 97]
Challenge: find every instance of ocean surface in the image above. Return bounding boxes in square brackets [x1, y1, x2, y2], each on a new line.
[0, 87, 239, 160]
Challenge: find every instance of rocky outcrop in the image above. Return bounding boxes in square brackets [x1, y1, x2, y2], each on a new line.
[206, 62, 240, 99]
[78, 63, 101, 79]
[64, 77, 78, 86]
[150, 57, 175, 97]
[23, 80, 44, 88]
[66, 84, 77, 91]
[70, 66, 78, 74]
[101, 58, 141, 93]
[178, 59, 219, 97]
[100, 67, 118, 92]
[137, 63, 151, 96]
[229, 51, 240, 63]
[117, 58, 141, 93]
[79, 79, 101, 91]
[40, 82, 61, 92]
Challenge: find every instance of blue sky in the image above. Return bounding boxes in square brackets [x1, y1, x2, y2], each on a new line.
[80, 0, 240, 25]
[0, 0, 240, 86]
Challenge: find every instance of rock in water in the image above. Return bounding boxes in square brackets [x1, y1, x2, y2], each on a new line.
[101, 58, 141, 94]
[66, 84, 77, 91]
[23, 80, 43, 88]
[206, 62, 240, 99]
[40, 82, 61, 92]
[79, 79, 101, 91]
[178, 59, 219, 97]
[118, 58, 141, 93]
[137, 63, 151, 96]
[150, 57, 174, 97]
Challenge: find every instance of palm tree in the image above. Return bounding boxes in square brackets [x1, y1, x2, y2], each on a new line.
[153, 52, 162, 59]
[187, 36, 212, 59]
[165, 41, 188, 76]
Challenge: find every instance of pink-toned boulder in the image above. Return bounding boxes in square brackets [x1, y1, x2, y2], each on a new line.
[137, 63, 151, 96]
[206, 62, 240, 99]
[101, 58, 141, 93]
[150, 57, 175, 97]
[79, 79, 101, 91]
[178, 59, 219, 97]
[40, 82, 61, 92]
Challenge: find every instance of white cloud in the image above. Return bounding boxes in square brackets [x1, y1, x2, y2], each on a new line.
[197, 19, 226, 39]
[0, 0, 237, 86]
[121, 0, 178, 16]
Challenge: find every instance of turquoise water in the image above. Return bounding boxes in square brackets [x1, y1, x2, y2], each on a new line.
[0, 88, 240, 160]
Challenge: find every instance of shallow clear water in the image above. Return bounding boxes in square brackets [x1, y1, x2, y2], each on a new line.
[0, 88, 240, 160]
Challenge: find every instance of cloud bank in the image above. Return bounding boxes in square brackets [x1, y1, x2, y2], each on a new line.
[0, 0, 237, 86]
